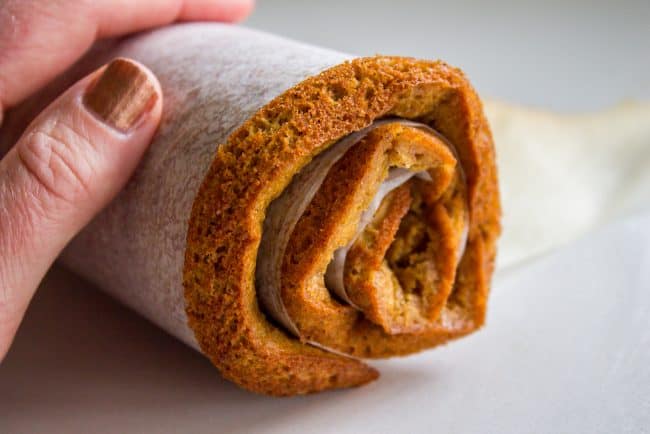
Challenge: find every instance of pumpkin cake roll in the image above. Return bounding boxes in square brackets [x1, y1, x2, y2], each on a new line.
[57, 23, 501, 396]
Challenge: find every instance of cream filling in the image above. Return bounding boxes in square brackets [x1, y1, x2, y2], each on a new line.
[255, 119, 468, 338]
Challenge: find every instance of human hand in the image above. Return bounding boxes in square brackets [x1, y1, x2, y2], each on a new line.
[0, 0, 254, 360]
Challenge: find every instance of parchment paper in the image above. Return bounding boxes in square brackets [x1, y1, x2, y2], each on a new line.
[60, 23, 350, 348]
[486, 101, 650, 268]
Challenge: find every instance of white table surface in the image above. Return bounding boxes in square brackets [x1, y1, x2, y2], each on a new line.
[2, 1, 649, 433]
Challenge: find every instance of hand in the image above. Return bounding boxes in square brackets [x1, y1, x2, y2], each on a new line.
[0, 0, 254, 361]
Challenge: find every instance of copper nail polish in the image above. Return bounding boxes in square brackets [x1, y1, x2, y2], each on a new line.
[83, 58, 157, 132]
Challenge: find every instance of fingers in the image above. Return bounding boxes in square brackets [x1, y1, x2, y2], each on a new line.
[0, 58, 162, 359]
[0, 0, 254, 109]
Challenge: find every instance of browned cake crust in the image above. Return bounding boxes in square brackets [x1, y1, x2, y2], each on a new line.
[183, 56, 501, 396]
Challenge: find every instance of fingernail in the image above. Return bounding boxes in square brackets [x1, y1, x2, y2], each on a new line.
[83, 58, 157, 132]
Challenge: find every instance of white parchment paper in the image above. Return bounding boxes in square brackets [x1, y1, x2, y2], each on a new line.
[60, 23, 350, 348]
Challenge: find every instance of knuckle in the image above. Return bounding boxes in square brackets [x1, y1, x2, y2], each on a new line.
[17, 119, 97, 206]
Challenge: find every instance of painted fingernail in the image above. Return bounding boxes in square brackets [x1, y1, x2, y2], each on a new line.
[83, 58, 157, 132]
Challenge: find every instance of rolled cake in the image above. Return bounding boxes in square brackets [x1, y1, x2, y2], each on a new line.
[58, 23, 500, 396]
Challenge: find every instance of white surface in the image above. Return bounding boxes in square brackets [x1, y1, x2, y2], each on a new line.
[2, 212, 649, 433]
[2, 1, 650, 433]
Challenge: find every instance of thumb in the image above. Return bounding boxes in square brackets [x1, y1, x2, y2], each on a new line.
[0, 58, 162, 359]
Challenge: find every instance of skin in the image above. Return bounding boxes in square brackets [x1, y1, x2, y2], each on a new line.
[0, 0, 255, 361]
